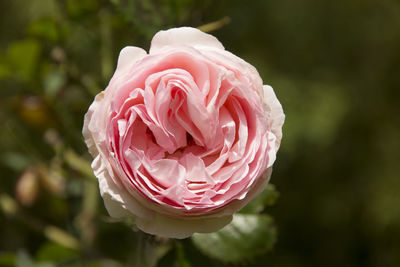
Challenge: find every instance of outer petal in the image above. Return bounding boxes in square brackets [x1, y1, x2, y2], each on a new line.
[150, 27, 224, 54]
[263, 85, 285, 148]
[83, 91, 104, 158]
[136, 213, 233, 239]
[95, 155, 154, 220]
[116, 46, 147, 73]
[83, 94, 156, 221]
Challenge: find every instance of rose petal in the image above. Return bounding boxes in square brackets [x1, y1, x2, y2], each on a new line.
[150, 27, 224, 54]
[263, 85, 285, 148]
[83, 91, 105, 158]
[95, 155, 154, 220]
[136, 213, 233, 239]
[116, 46, 147, 73]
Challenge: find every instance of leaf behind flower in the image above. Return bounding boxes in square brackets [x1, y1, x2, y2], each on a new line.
[191, 214, 277, 263]
[239, 184, 279, 214]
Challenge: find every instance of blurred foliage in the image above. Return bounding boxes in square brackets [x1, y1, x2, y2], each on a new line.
[0, 0, 399, 266]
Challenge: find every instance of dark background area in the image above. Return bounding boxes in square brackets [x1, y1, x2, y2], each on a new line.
[0, 0, 399, 266]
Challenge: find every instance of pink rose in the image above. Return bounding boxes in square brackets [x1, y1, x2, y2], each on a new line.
[83, 27, 284, 238]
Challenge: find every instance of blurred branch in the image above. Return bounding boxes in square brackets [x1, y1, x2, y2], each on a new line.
[64, 149, 96, 180]
[75, 179, 98, 246]
[131, 232, 172, 267]
[197, 17, 231, 33]
[43, 226, 81, 250]
[64, 149, 98, 246]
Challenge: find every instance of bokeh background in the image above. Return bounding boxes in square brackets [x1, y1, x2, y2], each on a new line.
[1, 0, 399, 266]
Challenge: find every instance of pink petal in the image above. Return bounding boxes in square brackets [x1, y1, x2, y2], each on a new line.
[150, 27, 224, 54]
[116, 46, 147, 73]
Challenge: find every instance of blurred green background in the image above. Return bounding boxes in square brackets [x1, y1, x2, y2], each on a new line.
[1, 0, 399, 266]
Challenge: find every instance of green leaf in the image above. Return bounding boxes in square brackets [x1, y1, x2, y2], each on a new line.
[16, 250, 33, 267]
[191, 214, 277, 263]
[239, 184, 279, 214]
[109, 0, 120, 5]
[0, 252, 16, 266]
[0, 152, 31, 171]
[43, 70, 66, 98]
[27, 17, 60, 43]
[67, 0, 98, 17]
[175, 242, 191, 267]
[0, 56, 11, 79]
[7, 39, 41, 81]
[26, 0, 61, 20]
[35, 242, 79, 263]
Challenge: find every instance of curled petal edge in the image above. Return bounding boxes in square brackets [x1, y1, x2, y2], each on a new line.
[263, 85, 285, 149]
[83, 92, 104, 158]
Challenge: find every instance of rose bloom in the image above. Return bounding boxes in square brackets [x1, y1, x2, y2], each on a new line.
[83, 27, 284, 238]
